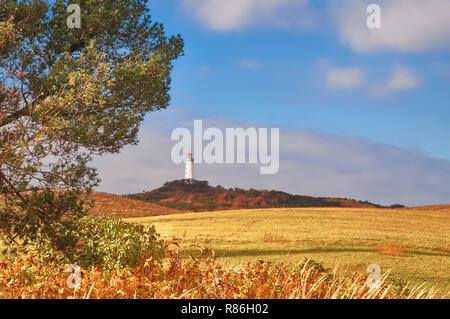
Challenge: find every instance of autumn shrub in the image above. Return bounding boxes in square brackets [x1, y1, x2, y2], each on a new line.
[0, 254, 446, 299]
[34, 216, 166, 270]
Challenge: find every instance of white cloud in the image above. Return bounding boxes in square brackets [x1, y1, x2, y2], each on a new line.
[237, 59, 262, 70]
[93, 112, 450, 206]
[370, 66, 421, 97]
[182, 0, 316, 31]
[326, 67, 365, 90]
[319, 60, 421, 96]
[333, 0, 450, 52]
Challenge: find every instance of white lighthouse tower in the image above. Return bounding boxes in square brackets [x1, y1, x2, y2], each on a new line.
[185, 152, 194, 183]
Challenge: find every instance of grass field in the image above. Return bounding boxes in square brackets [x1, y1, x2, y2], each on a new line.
[129, 206, 450, 292]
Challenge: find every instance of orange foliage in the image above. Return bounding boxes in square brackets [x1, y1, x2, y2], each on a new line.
[0, 254, 445, 299]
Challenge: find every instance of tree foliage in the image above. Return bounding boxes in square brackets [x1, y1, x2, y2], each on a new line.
[0, 0, 183, 251]
[37, 216, 166, 270]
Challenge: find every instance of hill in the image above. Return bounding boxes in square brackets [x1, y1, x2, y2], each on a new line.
[125, 180, 387, 212]
[88, 192, 181, 218]
[407, 204, 450, 211]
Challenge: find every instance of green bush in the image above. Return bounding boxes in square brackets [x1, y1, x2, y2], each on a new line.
[35, 216, 166, 270]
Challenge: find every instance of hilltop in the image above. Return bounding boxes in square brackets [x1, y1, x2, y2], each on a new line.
[125, 180, 389, 212]
[0, 184, 403, 217]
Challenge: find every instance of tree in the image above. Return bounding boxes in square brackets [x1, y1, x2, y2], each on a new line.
[0, 0, 183, 254]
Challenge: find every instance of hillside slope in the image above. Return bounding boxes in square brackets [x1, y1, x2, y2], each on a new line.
[407, 204, 450, 211]
[126, 180, 386, 212]
[88, 192, 181, 218]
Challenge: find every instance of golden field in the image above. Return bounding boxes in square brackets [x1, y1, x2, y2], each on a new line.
[129, 206, 450, 293]
[0, 203, 448, 299]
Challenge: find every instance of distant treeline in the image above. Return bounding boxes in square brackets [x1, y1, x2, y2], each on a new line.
[126, 180, 404, 212]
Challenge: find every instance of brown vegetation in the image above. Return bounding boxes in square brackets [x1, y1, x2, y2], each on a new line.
[126, 180, 386, 212]
[262, 232, 288, 243]
[376, 244, 408, 257]
[88, 192, 181, 218]
[0, 255, 446, 299]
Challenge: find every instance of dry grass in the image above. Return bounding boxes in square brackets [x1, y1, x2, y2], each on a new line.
[1, 198, 449, 299]
[130, 206, 450, 291]
[0, 255, 447, 299]
[376, 244, 408, 257]
[88, 192, 181, 218]
[0, 192, 181, 218]
[262, 232, 288, 243]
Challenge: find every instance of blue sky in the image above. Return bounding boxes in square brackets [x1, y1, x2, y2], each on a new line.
[148, 0, 450, 159]
[95, 0, 450, 205]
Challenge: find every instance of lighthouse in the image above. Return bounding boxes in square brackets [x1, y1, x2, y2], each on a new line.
[185, 152, 194, 183]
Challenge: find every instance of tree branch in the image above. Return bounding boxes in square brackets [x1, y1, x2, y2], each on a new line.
[0, 107, 28, 128]
[0, 169, 26, 203]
